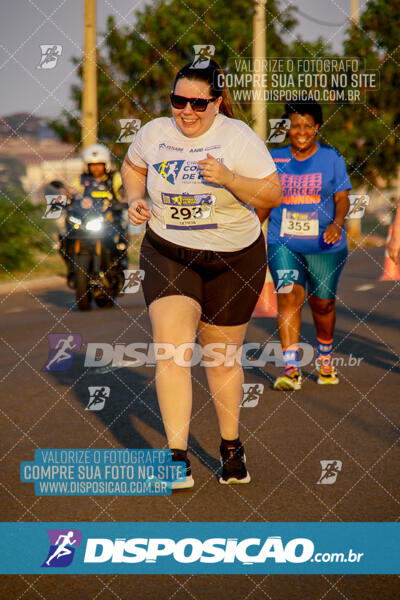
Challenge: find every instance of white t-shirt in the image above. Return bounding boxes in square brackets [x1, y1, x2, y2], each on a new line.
[126, 114, 276, 251]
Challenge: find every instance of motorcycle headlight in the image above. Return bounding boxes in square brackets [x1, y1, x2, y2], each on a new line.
[85, 217, 104, 232]
[68, 216, 81, 225]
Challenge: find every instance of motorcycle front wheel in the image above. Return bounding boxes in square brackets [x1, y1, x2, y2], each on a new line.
[94, 295, 114, 308]
[75, 254, 92, 310]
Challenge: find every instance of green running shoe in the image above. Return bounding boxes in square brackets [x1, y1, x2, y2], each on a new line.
[273, 366, 302, 391]
[317, 357, 339, 385]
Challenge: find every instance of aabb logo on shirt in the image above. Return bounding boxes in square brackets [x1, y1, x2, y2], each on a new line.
[153, 160, 185, 184]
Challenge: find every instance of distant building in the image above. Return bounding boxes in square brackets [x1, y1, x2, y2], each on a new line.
[0, 113, 82, 203]
[0, 113, 58, 140]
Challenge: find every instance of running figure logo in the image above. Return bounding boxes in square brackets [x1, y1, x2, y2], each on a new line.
[42, 529, 81, 567]
[117, 118, 141, 143]
[317, 460, 342, 485]
[37, 45, 62, 69]
[122, 269, 145, 293]
[275, 269, 299, 294]
[42, 334, 82, 372]
[153, 160, 185, 184]
[267, 119, 290, 143]
[43, 195, 67, 219]
[240, 383, 264, 408]
[86, 386, 110, 411]
[346, 194, 370, 219]
[191, 45, 215, 68]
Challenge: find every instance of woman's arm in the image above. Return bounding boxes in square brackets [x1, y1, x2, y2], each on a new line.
[255, 207, 272, 224]
[323, 190, 350, 244]
[121, 158, 151, 225]
[226, 170, 282, 209]
[121, 158, 147, 203]
[197, 153, 282, 209]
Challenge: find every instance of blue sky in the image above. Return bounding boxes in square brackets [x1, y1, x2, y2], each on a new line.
[0, 0, 353, 118]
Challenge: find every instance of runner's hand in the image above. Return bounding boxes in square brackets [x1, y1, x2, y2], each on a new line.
[387, 235, 400, 264]
[128, 199, 151, 225]
[197, 153, 233, 187]
[323, 222, 342, 244]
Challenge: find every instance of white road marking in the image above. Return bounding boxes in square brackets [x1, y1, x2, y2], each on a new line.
[354, 284, 375, 292]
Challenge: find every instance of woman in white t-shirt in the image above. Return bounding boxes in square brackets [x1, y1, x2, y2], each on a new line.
[121, 59, 281, 489]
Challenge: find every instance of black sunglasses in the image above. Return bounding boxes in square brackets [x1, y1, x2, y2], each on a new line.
[170, 92, 217, 112]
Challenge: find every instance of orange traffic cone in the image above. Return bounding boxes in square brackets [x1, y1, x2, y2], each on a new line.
[379, 225, 400, 281]
[252, 266, 278, 318]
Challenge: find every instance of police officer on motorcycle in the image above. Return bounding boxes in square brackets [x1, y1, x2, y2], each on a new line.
[60, 144, 128, 286]
[73, 143, 127, 231]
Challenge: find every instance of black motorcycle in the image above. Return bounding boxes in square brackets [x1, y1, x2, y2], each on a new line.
[50, 181, 128, 310]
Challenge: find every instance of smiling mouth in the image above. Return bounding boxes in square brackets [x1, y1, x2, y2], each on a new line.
[181, 117, 198, 124]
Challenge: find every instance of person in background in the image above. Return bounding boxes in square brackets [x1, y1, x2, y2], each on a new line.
[256, 100, 351, 390]
[60, 144, 128, 284]
[386, 198, 400, 264]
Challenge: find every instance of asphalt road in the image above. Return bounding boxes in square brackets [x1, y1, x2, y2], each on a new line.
[0, 247, 399, 599]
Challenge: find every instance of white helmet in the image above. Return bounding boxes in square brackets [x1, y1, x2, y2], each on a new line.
[82, 144, 111, 172]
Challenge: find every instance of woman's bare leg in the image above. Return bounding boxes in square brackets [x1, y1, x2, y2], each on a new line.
[197, 320, 248, 440]
[149, 295, 201, 450]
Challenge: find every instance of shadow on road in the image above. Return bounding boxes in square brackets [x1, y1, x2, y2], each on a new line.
[38, 289, 80, 310]
[45, 355, 220, 478]
[251, 314, 400, 378]
[335, 303, 400, 337]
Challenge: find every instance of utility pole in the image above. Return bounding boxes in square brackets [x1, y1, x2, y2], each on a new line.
[82, 0, 97, 148]
[347, 0, 361, 242]
[252, 0, 267, 140]
[350, 0, 359, 23]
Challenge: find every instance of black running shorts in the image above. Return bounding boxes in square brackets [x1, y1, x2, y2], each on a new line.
[139, 225, 267, 326]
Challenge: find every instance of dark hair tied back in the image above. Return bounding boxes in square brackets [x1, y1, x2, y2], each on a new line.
[173, 59, 235, 118]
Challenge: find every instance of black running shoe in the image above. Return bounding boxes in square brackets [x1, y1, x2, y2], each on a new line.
[219, 441, 251, 484]
[171, 449, 194, 490]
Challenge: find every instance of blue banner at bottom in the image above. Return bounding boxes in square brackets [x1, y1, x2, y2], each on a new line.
[0, 522, 398, 574]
